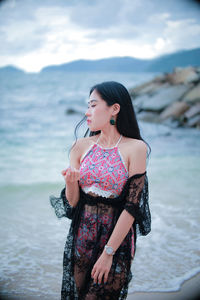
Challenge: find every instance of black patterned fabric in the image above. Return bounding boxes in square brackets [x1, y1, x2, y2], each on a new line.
[50, 172, 151, 300]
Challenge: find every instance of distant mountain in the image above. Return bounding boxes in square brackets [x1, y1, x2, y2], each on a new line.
[0, 65, 24, 73]
[42, 57, 151, 73]
[0, 48, 199, 74]
[41, 48, 200, 73]
[147, 48, 200, 72]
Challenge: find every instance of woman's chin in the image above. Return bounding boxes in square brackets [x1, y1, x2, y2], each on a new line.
[88, 125, 100, 132]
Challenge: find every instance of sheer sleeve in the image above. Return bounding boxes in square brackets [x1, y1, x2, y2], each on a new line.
[124, 172, 151, 236]
[50, 187, 75, 219]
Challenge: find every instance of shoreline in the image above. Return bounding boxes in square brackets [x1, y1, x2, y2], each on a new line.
[127, 272, 200, 300]
[0, 273, 199, 300]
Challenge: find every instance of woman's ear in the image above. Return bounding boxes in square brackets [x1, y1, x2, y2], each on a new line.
[112, 103, 120, 115]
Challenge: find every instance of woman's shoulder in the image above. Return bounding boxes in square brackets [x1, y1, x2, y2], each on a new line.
[74, 135, 98, 148]
[70, 135, 99, 157]
[121, 137, 147, 175]
[122, 137, 147, 153]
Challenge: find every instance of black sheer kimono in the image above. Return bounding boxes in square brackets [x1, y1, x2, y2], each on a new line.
[50, 171, 151, 300]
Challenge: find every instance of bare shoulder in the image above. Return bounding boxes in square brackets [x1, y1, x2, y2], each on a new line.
[73, 135, 97, 148]
[70, 135, 98, 161]
[121, 137, 147, 175]
[123, 137, 147, 154]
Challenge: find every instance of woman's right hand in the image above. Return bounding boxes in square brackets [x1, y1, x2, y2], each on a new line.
[61, 167, 80, 184]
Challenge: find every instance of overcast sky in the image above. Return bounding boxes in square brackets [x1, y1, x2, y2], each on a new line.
[0, 0, 200, 72]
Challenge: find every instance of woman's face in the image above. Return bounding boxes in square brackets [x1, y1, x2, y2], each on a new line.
[86, 89, 113, 132]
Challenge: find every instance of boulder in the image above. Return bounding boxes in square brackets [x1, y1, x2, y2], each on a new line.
[184, 103, 200, 119]
[129, 80, 164, 96]
[137, 111, 159, 122]
[139, 120, 171, 137]
[129, 66, 200, 129]
[132, 94, 151, 110]
[153, 73, 167, 82]
[181, 83, 200, 103]
[186, 114, 200, 128]
[65, 106, 85, 115]
[129, 80, 154, 96]
[140, 84, 189, 112]
[139, 82, 164, 95]
[162, 116, 181, 128]
[166, 67, 199, 85]
[159, 101, 190, 120]
[66, 108, 77, 114]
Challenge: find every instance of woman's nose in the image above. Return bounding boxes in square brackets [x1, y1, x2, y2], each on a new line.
[85, 108, 91, 116]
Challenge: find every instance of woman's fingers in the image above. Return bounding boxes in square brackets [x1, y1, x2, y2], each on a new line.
[91, 253, 112, 285]
[91, 265, 98, 283]
[61, 168, 70, 176]
[61, 169, 67, 176]
[61, 167, 80, 183]
[97, 272, 104, 284]
[103, 271, 109, 284]
[91, 265, 107, 285]
[92, 270, 102, 284]
[91, 265, 96, 278]
[92, 270, 107, 285]
[68, 168, 80, 182]
[92, 272, 98, 284]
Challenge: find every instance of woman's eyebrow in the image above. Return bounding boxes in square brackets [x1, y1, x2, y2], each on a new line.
[88, 99, 98, 104]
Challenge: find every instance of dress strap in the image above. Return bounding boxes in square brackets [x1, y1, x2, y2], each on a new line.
[95, 135, 100, 144]
[115, 135, 122, 147]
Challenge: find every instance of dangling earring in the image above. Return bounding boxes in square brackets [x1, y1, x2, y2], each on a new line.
[110, 117, 115, 125]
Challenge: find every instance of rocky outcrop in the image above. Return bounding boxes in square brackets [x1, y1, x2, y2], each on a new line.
[65, 104, 86, 115]
[129, 66, 200, 129]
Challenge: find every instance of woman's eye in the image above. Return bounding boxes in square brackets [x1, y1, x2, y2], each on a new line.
[87, 104, 96, 109]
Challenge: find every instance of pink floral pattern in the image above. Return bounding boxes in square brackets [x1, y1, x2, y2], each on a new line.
[79, 144, 129, 197]
[75, 209, 135, 260]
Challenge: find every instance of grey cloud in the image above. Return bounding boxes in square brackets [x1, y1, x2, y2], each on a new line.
[0, 24, 47, 55]
[0, 1, 47, 55]
[67, 0, 123, 29]
[0, 0, 200, 63]
[65, 0, 200, 30]
[66, 0, 146, 29]
[63, 0, 200, 48]
[86, 26, 140, 42]
[0, 0, 68, 56]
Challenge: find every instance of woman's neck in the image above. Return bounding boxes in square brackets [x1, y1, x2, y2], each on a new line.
[97, 127, 121, 148]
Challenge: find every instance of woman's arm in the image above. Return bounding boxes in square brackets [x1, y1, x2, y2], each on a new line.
[91, 140, 147, 284]
[61, 141, 81, 207]
[105, 140, 147, 250]
[64, 173, 80, 207]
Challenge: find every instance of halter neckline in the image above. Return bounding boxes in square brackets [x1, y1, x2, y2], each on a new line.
[95, 135, 122, 149]
[79, 133, 128, 198]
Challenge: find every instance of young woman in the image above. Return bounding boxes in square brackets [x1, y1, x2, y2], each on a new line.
[50, 81, 151, 300]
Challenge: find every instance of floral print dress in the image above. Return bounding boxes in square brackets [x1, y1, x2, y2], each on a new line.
[50, 171, 151, 300]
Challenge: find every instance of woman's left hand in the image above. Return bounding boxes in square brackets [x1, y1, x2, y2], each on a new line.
[91, 251, 113, 284]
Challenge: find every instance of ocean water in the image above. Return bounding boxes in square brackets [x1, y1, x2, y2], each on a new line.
[0, 71, 200, 299]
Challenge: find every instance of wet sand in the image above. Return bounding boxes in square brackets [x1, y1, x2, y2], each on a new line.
[127, 272, 200, 300]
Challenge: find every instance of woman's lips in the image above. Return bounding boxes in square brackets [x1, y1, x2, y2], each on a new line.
[87, 119, 91, 125]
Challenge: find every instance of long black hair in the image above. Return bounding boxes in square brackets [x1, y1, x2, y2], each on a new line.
[73, 81, 151, 157]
